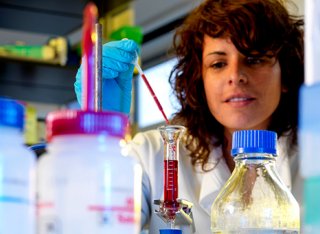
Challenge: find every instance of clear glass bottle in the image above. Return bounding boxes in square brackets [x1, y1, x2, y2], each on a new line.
[211, 130, 300, 233]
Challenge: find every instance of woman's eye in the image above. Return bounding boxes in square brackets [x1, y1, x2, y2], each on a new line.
[210, 62, 226, 69]
[246, 57, 264, 65]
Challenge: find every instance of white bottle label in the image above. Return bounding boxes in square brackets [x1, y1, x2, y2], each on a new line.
[0, 158, 35, 234]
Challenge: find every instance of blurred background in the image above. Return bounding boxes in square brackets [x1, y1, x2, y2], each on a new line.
[0, 0, 304, 145]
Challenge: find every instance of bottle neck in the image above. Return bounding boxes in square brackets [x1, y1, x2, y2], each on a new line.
[48, 134, 123, 153]
[234, 153, 276, 165]
[0, 126, 24, 145]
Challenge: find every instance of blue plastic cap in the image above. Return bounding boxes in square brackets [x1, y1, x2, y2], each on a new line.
[0, 98, 24, 130]
[159, 229, 182, 234]
[231, 130, 277, 156]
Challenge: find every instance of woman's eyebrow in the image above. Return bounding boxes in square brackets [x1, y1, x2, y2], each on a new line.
[206, 51, 226, 56]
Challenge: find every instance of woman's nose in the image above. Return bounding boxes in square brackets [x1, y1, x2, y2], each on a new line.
[227, 61, 248, 85]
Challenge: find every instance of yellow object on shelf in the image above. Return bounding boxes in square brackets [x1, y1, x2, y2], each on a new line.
[104, 2, 135, 41]
[0, 37, 68, 65]
[0, 45, 54, 60]
[24, 104, 38, 145]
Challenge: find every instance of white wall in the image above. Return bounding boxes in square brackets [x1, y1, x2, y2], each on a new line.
[287, 0, 304, 16]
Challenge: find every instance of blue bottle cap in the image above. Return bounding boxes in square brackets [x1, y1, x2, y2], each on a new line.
[159, 229, 182, 234]
[231, 130, 277, 156]
[0, 98, 24, 130]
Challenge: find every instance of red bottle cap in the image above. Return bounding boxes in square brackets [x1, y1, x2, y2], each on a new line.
[46, 110, 128, 142]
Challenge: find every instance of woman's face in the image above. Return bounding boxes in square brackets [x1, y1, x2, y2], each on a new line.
[202, 35, 282, 134]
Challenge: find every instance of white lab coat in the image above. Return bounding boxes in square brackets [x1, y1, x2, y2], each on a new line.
[129, 129, 292, 234]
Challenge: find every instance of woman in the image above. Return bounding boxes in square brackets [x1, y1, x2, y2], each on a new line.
[75, 0, 304, 233]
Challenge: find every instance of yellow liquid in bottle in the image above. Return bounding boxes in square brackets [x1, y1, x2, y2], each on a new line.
[211, 158, 300, 233]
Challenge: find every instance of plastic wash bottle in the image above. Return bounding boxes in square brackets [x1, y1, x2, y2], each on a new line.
[0, 98, 36, 234]
[37, 110, 142, 234]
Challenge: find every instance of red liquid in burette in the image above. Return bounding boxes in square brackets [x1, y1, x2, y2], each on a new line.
[164, 159, 179, 208]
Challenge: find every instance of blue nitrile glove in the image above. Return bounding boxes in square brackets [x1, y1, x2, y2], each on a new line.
[74, 39, 139, 115]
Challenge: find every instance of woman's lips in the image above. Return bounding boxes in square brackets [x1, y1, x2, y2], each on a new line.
[224, 95, 256, 106]
[226, 97, 255, 102]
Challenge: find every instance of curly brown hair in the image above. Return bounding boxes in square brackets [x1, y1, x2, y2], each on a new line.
[169, 0, 304, 171]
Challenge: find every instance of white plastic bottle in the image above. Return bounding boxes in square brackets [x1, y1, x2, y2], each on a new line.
[300, 1, 320, 233]
[0, 98, 36, 234]
[37, 110, 142, 234]
[300, 83, 320, 233]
